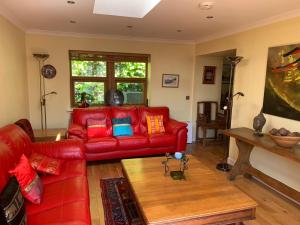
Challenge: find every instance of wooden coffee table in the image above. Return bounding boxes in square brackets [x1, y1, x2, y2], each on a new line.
[121, 156, 257, 225]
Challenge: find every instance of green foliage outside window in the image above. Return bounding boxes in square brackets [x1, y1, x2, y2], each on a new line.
[71, 60, 147, 105]
[71, 60, 106, 77]
[115, 62, 146, 78]
[74, 82, 105, 105]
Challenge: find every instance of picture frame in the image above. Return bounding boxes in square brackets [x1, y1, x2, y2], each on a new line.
[203, 66, 216, 84]
[162, 74, 179, 88]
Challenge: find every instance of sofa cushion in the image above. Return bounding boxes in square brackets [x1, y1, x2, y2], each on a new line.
[30, 153, 64, 176]
[111, 107, 140, 134]
[139, 107, 170, 135]
[116, 135, 149, 150]
[148, 133, 176, 148]
[41, 160, 86, 185]
[86, 118, 108, 139]
[85, 137, 118, 153]
[112, 117, 133, 136]
[9, 154, 44, 204]
[27, 201, 90, 225]
[146, 115, 165, 134]
[0, 177, 26, 225]
[25, 176, 88, 215]
[72, 107, 113, 136]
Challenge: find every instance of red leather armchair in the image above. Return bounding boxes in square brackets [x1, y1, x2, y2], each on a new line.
[68, 106, 188, 161]
[0, 124, 91, 225]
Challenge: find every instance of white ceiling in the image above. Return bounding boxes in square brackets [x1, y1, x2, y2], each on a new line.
[1, 0, 300, 43]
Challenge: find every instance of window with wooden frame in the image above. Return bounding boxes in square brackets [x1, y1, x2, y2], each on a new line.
[69, 50, 150, 107]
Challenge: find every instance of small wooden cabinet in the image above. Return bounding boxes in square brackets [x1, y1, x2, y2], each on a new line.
[33, 128, 67, 142]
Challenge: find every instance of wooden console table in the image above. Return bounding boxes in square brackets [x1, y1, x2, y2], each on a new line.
[224, 127, 300, 203]
[33, 128, 67, 142]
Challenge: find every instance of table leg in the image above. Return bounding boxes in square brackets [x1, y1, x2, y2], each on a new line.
[228, 139, 254, 180]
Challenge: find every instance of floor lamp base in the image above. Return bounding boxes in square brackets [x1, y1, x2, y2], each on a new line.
[216, 162, 231, 172]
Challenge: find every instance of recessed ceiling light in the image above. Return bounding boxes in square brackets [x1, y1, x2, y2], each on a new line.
[67, 1, 75, 4]
[70, 20, 77, 23]
[206, 16, 214, 19]
[93, 0, 161, 18]
[199, 2, 214, 10]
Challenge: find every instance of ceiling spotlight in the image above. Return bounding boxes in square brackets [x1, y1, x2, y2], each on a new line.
[199, 2, 214, 10]
[67, 1, 75, 4]
[70, 20, 77, 23]
[206, 16, 214, 19]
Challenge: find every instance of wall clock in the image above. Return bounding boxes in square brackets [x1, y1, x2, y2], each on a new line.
[41, 64, 56, 79]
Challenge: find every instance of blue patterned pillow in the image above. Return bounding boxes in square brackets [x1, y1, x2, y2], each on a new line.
[112, 117, 133, 136]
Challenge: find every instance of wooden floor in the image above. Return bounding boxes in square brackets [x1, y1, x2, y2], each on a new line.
[87, 143, 300, 225]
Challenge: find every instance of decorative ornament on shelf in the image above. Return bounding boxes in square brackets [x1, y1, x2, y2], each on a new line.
[105, 89, 124, 106]
[162, 152, 189, 180]
[253, 108, 266, 136]
[269, 128, 300, 148]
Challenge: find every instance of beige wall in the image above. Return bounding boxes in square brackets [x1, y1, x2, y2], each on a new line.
[0, 16, 28, 126]
[25, 34, 195, 129]
[196, 16, 300, 191]
[192, 56, 223, 140]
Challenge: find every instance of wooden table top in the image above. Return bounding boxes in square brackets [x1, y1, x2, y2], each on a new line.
[223, 127, 300, 164]
[121, 156, 257, 225]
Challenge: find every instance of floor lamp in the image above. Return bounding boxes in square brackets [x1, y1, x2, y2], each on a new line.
[216, 56, 243, 172]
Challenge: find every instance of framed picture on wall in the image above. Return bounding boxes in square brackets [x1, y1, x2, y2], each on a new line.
[203, 66, 216, 84]
[162, 74, 179, 88]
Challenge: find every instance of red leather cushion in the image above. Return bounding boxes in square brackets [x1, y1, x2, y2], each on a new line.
[148, 133, 176, 148]
[72, 107, 111, 127]
[27, 201, 90, 225]
[139, 107, 170, 134]
[85, 137, 118, 153]
[41, 160, 86, 185]
[30, 153, 63, 176]
[116, 135, 149, 150]
[9, 154, 44, 204]
[111, 107, 140, 134]
[25, 176, 88, 215]
[72, 107, 112, 136]
[86, 118, 108, 139]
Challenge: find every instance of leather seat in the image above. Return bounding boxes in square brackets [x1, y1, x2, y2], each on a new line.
[86, 137, 118, 153]
[116, 135, 149, 150]
[41, 160, 86, 185]
[148, 133, 176, 148]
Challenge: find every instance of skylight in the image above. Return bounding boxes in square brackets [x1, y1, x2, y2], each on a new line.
[93, 0, 161, 18]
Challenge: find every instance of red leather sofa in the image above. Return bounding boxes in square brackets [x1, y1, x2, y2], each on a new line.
[68, 106, 188, 161]
[0, 124, 91, 225]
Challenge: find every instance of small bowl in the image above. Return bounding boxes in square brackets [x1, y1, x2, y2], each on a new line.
[269, 134, 300, 148]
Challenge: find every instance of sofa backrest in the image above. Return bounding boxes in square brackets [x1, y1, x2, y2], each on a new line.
[71, 106, 170, 135]
[139, 107, 170, 135]
[111, 107, 140, 134]
[0, 124, 32, 191]
[72, 107, 113, 135]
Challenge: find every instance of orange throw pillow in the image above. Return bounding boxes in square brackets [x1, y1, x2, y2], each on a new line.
[146, 115, 165, 134]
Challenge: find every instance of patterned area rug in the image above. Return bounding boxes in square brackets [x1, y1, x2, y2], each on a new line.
[100, 178, 143, 225]
[100, 177, 244, 225]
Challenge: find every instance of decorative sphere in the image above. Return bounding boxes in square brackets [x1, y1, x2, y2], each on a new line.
[174, 152, 183, 159]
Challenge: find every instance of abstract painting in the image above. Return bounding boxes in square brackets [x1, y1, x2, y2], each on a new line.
[263, 44, 300, 121]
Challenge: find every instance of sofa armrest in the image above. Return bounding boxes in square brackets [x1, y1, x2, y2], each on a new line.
[31, 139, 85, 160]
[165, 119, 187, 135]
[68, 123, 87, 140]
